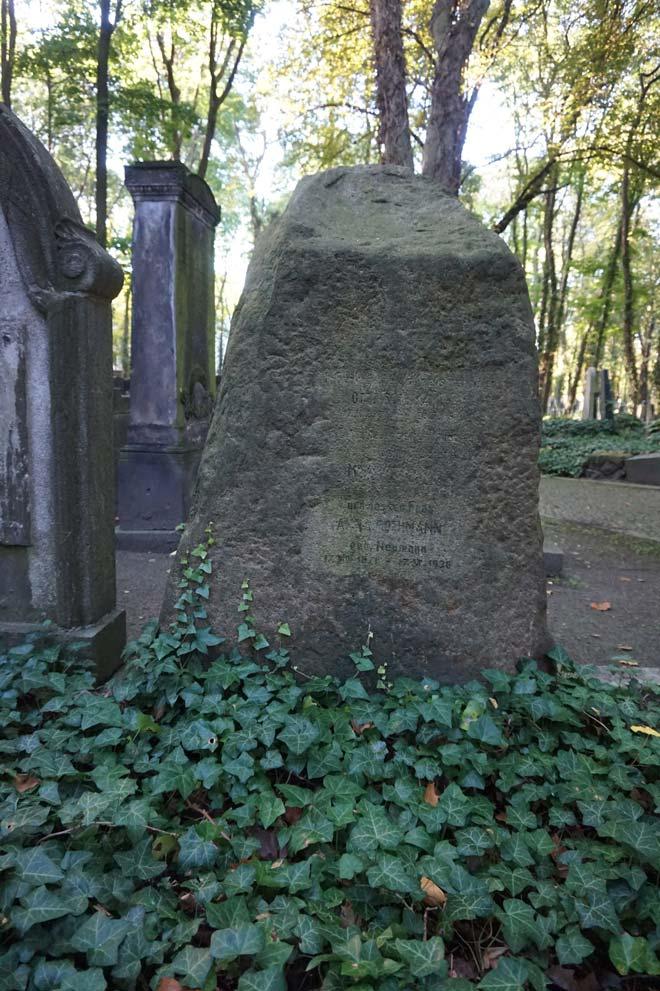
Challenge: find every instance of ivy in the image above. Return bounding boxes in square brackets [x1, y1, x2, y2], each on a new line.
[0, 536, 659, 989]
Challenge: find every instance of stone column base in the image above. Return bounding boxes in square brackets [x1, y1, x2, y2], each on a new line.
[0, 608, 126, 682]
[117, 444, 202, 550]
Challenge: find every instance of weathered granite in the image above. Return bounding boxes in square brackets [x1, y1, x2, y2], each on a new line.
[625, 453, 660, 486]
[0, 105, 125, 678]
[117, 162, 220, 550]
[162, 165, 550, 681]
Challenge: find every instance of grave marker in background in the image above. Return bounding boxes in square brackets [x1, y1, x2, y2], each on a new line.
[163, 165, 550, 681]
[0, 106, 125, 676]
[117, 162, 220, 550]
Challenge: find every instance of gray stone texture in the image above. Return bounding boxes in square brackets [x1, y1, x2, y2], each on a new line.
[625, 453, 660, 486]
[0, 105, 125, 677]
[583, 366, 598, 420]
[163, 165, 549, 682]
[117, 162, 220, 549]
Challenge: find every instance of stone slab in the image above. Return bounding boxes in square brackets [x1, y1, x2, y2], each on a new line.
[0, 608, 126, 682]
[118, 446, 202, 533]
[543, 543, 564, 577]
[162, 165, 549, 682]
[625, 453, 660, 486]
[115, 528, 181, 552]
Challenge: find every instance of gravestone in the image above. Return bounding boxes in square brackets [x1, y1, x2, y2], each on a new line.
[117, 162, 220, 550]
[162, 165, 549, 682]
[597, 369, 614, 420]
[583, 366, 598, 419]
[0, 106, 125, 676]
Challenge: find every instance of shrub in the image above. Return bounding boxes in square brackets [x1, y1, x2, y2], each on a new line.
[540, 416, 658, 477]
[1, 549, 659, 990]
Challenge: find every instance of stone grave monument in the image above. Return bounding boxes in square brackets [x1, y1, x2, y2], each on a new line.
[583, 366, 613, 420]
[0, 106, 125, 676]
[163, 165, 550, 681]
[117, 162, 220, 550]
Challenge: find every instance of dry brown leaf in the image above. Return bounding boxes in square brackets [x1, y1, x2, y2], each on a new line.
[618, 659, 639, 667]
[618, 576, 632, 582]
[590, 601, 611, 611]
[617, 644, 633, 651]
[351, 720, 373, 735]
[156, 980, 191, 991]
[284, 806, 302, 825]
[482, 946, 508, 970]
[13, 774, 39, 794]
[420, 876, 447, 907]
[423, 782, 439, 806]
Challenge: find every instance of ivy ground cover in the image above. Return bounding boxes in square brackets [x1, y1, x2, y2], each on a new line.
[1, 581, 659, 990]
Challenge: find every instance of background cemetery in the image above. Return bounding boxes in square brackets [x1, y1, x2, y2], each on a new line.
[0, 1, 659, 990]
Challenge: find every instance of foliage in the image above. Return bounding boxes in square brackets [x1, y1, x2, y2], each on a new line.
[2, 543, 660, 989]
[540, 416, 659, 477]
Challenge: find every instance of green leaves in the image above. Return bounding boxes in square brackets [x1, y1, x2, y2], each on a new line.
[210, 924, 266, 961]
[2, 595, 660, 991]
[393, 937, 445, 977]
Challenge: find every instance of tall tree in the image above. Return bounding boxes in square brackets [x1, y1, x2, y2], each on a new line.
[368, 0, 413, 168]
[1, 0, 16, 106]
[422, 0, 490, 191]
[96, 0, 123, 246]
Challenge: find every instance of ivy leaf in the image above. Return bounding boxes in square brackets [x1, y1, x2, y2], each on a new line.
[367, 855, 417, 894]
[278, 717, 320, 755]
[114, 838, 165, 880]
[609, 934, 659, 976]
[258, 794, 285, 829]
[598, 818, 660, 865]
[477, 957, 528, 990]
[393, 937, 445, 977]
[70, 911, 130, 967]
[555, 929, 594, 966]
[171, 945, 214, 986]
[238, 967, 287, 991]
[12, 886, 70, 933]
[437, 783, 470, 827]
[13, 847, 63, 886]
[210, 924, 266, 962]
[466, 714, 504, 746]
[576, 891, 621, 934]
[349, 802, 403, 854]
[178, 827, 219, 869]
[497, 899, 550, 952]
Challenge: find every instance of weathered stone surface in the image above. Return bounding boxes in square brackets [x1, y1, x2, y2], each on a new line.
[163, 165, 549, 681]
[117, 162, 220, 549]
[626, 453, 660, 486]
[0, 105, 125, 676]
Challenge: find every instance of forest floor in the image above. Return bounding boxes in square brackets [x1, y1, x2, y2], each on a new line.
[116, 476, 660, 674]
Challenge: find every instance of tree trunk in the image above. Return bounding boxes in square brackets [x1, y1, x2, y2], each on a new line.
[538, 169, 558, 412]
[96, 0, 121, 247]
[156, 32, 182, 159]
[368, 0, 413, 169]
[198, 5, 247, 181]
[423, 0, 490, 193]
[620, 159, 639, 408]
[1, 0, 16, 107]
[555, 173, 583, 338]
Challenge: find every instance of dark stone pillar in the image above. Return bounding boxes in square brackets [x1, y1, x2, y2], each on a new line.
[117, 162, 220, 550]
[0, 106, 125, 678]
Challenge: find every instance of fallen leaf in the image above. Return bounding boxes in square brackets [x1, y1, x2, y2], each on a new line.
[351, 720, 373, 735]
[420, 876, 447, 907]
[618, 659, 639, 667]
[616, 644, 633, 651]
[630, 725, 660, 737]
[618, 576, 632, 582]
[13, 774, 39, 794]
[590, 601, 611, 611]
[284, 806, 302, 825]
[489, 697, 498, 709]
[157, 980, 190, 991]
[423, 782, 439, 807]
[482, 945, 508, 970]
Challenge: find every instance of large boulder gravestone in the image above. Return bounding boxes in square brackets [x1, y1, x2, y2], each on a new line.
[0, 106, 125, 677]
[163, 165, 550, 681]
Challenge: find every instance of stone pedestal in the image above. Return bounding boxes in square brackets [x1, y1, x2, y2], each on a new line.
[0, 106, 125, 679]
[582, 366, 598, 419]
[117, 162, 220, 551]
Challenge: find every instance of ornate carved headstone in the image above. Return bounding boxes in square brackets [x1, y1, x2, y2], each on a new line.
[162, 166, 549, 681]
[0, 106, 125, 675]
[117, 162, 220, 550]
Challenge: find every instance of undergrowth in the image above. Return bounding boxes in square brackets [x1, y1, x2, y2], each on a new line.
[539, 416, 659, 477]
[1, 533, 659, 991]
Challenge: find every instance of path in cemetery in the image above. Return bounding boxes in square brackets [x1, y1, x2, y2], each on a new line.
[117, 476, 660, 671]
